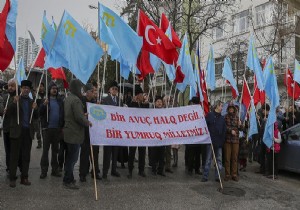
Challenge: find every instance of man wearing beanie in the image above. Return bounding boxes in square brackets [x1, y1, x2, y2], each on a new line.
[63, 79, 92, 189]
[101, 80, 122, 179]
[127, 84, 149, 179]
[39, 81, 64, 179]
[6, 80, 38, 188]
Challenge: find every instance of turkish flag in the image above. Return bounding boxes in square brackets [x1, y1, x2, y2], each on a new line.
[284, 69, 300, 100]
[0, 0, 14, 71]
[136, 50, 155, 80]
[160, 13, 182, 48]
[241, 79, 251, 111]
[226, 80, 238, 99]
[200, 70, 209, 115]
[48, 67, 69, 89]
[253, 75, 265, 105]
[33, 48, 46, 68]
[0, 0, 10, 48]
[138, 10, 178, 65]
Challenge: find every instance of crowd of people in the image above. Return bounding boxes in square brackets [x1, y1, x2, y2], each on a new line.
[1, 78, 300, 189]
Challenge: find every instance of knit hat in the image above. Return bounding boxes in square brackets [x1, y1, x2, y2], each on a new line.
[21, 80, 32, 89]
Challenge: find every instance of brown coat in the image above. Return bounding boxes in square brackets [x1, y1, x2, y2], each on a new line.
[225, 113, 239, 144]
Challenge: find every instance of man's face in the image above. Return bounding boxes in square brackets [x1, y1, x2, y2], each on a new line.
[110, 86, 118, 96]
[21, 86, 31, 97]
[50, 86, 58, 96]
[136, 93, 144, 102]
[228, 107, 235, 114]
[8, 81, 16, 93]
[216, 103, 223, 112]
[39, 85, 45, 93]
[86, 89, 94, 100]
[155, 99, 163, 108]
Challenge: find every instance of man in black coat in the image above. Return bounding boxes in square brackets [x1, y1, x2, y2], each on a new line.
[127, 85, 149, 179]
[101, 81, 122, 179]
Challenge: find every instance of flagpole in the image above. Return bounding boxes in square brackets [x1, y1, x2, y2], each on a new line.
[115, 60, 118, 82]
[221, 79, 224, 101]
[13, 56, 19, 125]
[293, 80, 296, 125]
[99, 52, 108, 103]
[224, 79, 227, 101]
[30, 72, 44, 124]
[172, 88, 177, 108]
[45, 69, 49, 122]
[286, 65, 289, 115]
[97, 61, 100, 103]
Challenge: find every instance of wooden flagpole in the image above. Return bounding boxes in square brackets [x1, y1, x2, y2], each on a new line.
[29, 71, 44, 124]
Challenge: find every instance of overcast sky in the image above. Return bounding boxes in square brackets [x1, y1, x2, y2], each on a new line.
[1, 0, 123, 45]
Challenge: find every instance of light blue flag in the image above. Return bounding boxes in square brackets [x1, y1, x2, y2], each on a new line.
[119, 58, 130, 80]
[248, 99, 258, 138]
[98, 3, 142, 66]
[5, 0, 18, 51]
[150, 53, 161, 72]
[194, 54, 204, 102]
[162, 23, 176, 81]
[16, 57, 26, 85]
[247, 36, 264, 90]
[263, 56, 280, 148]
[176, 33, 196, 93]
[41, 11, 56, 55]
[45, 11, 104, 84]
[294, 59, 300, 85]
[206, 45, 215, 90]
[222, 57, 239, 97]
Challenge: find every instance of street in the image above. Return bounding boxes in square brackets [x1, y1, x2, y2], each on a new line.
[1, 138, 300, 210]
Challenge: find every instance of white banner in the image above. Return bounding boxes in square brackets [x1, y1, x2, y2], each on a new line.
[87, 103, 211, 146]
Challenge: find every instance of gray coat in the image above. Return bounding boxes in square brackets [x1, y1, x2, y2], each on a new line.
[63, 80, 89, 145]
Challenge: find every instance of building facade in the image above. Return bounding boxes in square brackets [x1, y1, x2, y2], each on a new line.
[199, 0, 300, 106]
[17, 37, 39, 69]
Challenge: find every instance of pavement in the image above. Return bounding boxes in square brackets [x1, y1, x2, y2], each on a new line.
[1, 137, 300, 210]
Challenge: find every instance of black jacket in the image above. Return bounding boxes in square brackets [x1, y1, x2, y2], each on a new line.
[205, 111, 226, 147]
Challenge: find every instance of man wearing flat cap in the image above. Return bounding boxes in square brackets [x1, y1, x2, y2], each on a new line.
[101, 80, 122, 179]
[6, 80, 38, 188]
[127, 84, 149, 179]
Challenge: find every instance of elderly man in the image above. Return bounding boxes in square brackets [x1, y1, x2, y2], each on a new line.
[7, 80, 38, 188]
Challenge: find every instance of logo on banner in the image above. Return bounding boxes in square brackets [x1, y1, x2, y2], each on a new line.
[90, 106, 106, 121]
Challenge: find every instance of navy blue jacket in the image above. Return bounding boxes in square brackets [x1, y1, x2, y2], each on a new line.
[39, 96, 64, 129]
[205, 111, 226, 147]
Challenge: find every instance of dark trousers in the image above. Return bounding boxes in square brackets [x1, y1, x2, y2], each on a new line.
[102, 146, 118, 175]
[33, 119, 42, 144]
[9, 128, 32, 181]
[128, 147, 146, 172]
[63, 143, 80, 184]
[187, 145, 201, 172]
[165, 146, 172, 170]
[3, 132, 10, 171]
[40, 128, 60, 174]
[267, 152, 279, 176]
[259, 142, 267, 173]
[151, 146, 165, 173]
[58, 136, 67, 169]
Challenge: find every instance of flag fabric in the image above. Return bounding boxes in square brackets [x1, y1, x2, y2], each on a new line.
[206, 45, 215, 90]
[253, 76, 266, 105]
[174, 65, 185, 83]
[119, 58, 131, 80]
[149, 53, 161, 72]
[33, 48, 46, 68]
[248, 99, 258, 138]
[263, 56, 280, 148]
[99, 3, 142, 66]
[176, 33, 196, 93]
[222, 57, 238, 98]
[48, 67, 69, 88]
[138, 10, 178, 65]
[194, 54, 204, 102]
[16, 57, 26, 85]
[284, 69, 300, 100]
[200, 70, 209, 115]
[294, 59, 300, 85]
[162, 22, 176, 81]
[241, 78, 251, 111]
[246, 36, 264, 90]
[0, 0, 10, 48]
[41, 11, 56, 55]
[45, 11, 104, 84]
[136, 50, 155, 80]
[160, 13, 181, 48]
[0, 0, 17, 71]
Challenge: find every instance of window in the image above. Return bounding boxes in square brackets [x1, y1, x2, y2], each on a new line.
[215, 57, 225, 77]
[213, 23, 225, 40]
[255, 3, 274, 27]
[233, 10, 249, 34]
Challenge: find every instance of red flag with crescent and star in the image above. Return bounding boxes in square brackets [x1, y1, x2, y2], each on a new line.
[284, 69, 300, 100]
[138, 10, 178, 65]
[160, 13, 182, 48]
